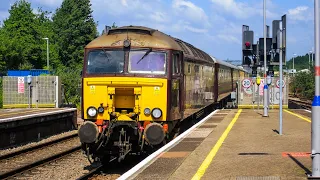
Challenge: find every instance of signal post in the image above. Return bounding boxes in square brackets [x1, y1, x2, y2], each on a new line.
[310, 0, 320, 178]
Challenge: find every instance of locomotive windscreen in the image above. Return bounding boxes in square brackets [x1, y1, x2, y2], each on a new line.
[86, 49, 124, 74]
[128, 50, 167, 74]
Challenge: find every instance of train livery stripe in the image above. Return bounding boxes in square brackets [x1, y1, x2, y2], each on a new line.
[284, 110, 311, 123]
[191, 109, 242, 180]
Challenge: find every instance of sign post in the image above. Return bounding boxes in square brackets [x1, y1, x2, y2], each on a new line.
[263, 0, 269, 117]
[27, 75, 32, 108]
[279, 20, 284, 136]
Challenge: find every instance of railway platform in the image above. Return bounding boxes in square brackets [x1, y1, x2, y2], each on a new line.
[124, 109, 312, 180]
[0, 108, 77, 149]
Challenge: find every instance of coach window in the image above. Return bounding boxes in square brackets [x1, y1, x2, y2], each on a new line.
[194, 65, 199, 73]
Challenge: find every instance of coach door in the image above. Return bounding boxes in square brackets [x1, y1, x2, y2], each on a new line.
[171, 52, 183, 120]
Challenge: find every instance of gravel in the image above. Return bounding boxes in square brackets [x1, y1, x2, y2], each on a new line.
[0, 136, 81, 176]
[0, 130, 78, 157]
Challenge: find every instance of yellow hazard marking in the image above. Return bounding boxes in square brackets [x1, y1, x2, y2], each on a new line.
[284, 110, 311, 123]
[191, 109, 242, 180]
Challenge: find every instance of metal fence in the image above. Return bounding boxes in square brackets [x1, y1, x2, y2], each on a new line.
[2, 76, 62, 108]
[237, 76, 289, 109]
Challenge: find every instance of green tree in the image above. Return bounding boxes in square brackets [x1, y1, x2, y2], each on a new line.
[290, 69, 315, 100]
[112, 22, 118, 28]
[286, 53, 311, 71]
[52, 0, 98, 67]
[0, 0, 56, 70]
[0, 0, 41, 69]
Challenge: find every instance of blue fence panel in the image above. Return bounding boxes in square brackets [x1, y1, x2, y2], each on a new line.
[7, 70, 49, 76]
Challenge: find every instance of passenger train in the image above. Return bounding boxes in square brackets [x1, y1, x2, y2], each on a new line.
[78, 26, 249, 163]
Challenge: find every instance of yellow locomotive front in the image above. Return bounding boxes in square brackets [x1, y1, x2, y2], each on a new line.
[78, 26, 183, 163]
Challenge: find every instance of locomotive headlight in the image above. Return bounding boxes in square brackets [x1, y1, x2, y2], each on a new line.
[151, 108, 162, 119]
[87, 107, 97, 117]
[144, 108, 151, 115]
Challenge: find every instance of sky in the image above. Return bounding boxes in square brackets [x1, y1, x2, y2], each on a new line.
[0, 0, 316, 62]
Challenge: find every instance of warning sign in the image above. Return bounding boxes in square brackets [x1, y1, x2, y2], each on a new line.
[276, 80, 285, 88]
[259, 79, 265, 96]
[18, 77, 24, 94]
[242, 79, 251, 88]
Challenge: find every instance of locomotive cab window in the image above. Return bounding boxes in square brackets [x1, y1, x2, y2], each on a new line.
[172, 53, 180, 74]
[86, 49, 124, 74]
[128, 50, 167, 74]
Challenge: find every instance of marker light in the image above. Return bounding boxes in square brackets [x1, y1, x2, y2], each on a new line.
[144, 108, 151, 115]
[124, 39, 131, 48]
[151, 108, 162, 119]
[98, 106, 104, 113]
[87, 107, 97, 117]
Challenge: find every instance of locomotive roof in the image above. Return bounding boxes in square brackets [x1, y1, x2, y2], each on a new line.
[85, 26, 182, 50]
[85, 26, 214, 65]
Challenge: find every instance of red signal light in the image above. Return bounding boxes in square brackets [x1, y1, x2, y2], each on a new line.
[245, 41, 251, 48]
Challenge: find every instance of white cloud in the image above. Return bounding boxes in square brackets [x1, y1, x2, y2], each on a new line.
[91, 0, 209, 34]
[172, 0, 210, 27]
[287, 6, 312, 21]
[0, 11, 9, 22]
[210, 0, 278, 19]
[31, 0, 62, 7]
[121, 0, 128, 7]
[217, 34, 241, 44]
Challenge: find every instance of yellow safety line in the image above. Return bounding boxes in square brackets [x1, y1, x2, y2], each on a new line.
[0, 109, 45, 117]
[191, 109, 242, 180]
[284, 109, 311, 123]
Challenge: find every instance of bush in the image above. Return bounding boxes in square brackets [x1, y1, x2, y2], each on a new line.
[290, 71, 315, 100]
[54, 65, 82, 108]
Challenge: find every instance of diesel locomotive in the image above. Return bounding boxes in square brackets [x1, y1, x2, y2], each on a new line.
[78, 26, 249, 163]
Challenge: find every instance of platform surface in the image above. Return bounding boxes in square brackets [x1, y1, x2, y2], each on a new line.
[0, 108, 75, 121]
[134, 109, 312, 180]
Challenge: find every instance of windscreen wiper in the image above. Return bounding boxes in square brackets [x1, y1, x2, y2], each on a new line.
[136, 48, 152, 64]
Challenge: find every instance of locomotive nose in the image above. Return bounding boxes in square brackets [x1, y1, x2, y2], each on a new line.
[78, 121, 99, 143]
[144, 123, 165, 145]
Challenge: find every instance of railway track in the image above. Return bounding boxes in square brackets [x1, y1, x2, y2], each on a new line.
[288, 97, 312, 110]
[0, 132, 81, 179]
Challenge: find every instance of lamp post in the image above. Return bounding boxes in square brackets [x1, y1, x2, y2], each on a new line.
[310, 0, 320, 178]
[310, 51, 313, 70]
[42, 38, 49, 71]
[293, 53, 296, 70]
